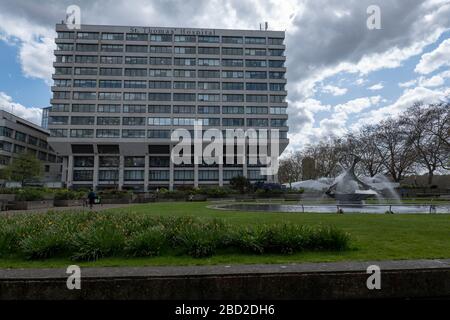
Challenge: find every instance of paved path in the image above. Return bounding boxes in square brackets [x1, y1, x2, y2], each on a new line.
[0, 203, 140, 215]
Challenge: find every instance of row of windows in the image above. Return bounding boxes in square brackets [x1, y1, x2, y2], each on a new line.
[55, 67, 285, 79]
[55, 79, 286, 91]
[58, 31, 284, 45]
[0, 127, 50, 149]
[56, 55, 285, 68]
[50, 104, 287, 115]
[54, 92, 286, 103]
[0, 140, 59, 162]
[56, 43, 285, 56]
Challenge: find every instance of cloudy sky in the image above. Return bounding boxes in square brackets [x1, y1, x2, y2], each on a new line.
[0, 0, 449, 153]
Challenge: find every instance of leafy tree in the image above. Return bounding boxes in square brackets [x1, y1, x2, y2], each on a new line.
[230, 175, 251, 193]
[3, 152, 43, 185]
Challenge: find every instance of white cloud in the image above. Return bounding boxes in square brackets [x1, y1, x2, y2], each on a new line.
[415, 38, 450, 74]
[322, 84, 348, 96]
[368, 83, 384, 91]
[0, 92, 42, 125]
[334, 96, 381, 114]
[419, 75, 445, 87]
[399, 79, 417, 88]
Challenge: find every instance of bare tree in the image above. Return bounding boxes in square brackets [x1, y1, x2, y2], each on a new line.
[278, 151, 303, 186]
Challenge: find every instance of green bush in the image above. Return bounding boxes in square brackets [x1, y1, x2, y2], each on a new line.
[125, 226, 166, 257]
[54, 189, 85, 200]
[14, 188, 47, 201]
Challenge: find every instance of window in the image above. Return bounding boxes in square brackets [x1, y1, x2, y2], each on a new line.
[245, 71, 267, 79]
[123, 117, 146, 126]
[75, 55, 98, 63]
[149, 170, 170, 181]
[74, 156, 94, 167]
[73, 170, 93, 181]
[57, 43, 74, 51]
[149, 57, 172, 65]
[199, 170, 219, 180]
[97, 104, 120, 113]
[149, 156, 170, 167]
[77, 32, 99, 40]
[126, 33, 148, 41]
[174, 58, 196, 66]
[200, 118, 220, 126]
[76, 44, 98, 52]
[73, 92, 96, 100]
[246, 83, 267, 91]
[247, 106, 268, 114]
[198, 59, 220, 66]
[246, 94, 268, 103]
[198, 82, 220, 90]
[148, 130, 171, 139]
[99, 156, 120, 167]
[57, 31, 75, 39]
[70, 129, 94, 138]
[268, 38, 284, 45]
[123, 104, 146, 113]
[247, 118, 268, 127]
[99, 68, 122, 76]
[222, 94, 244, 102]
[198, 70, 220, 78]
[125, 157, 145, 167]
[53, 91, 70, 99]
[270, 107, 287, 114]
[98, 92, 122, 100]
[0, 141, 12, 152]
[198, 106, 220, 114]
[270, 95, 286, 103]
[149, 93, 171, 101]
[55, 67, 72, 75]
[99, 170, 119, 181]
[269, 49, 284, 56]
[50, 129, 68, 137]
[72, 104, 95, 112]
[49, 116, 69, 125]
[198, 36, 219, 43]
[173, 69, 196, 78]
[198, 47, 220, 55]
[222, 106, 244, 114]
[222, 47, 243, 55]
[99, 80, 122, 88]
[222, 118, 244, 126]
[222, 36, 243, 44]
[51, 104, 70, 112]
[268, 60, 285, 68]
[13, 145, 26, 154]
[96, 129, 120, 137]
[269, 83, 285, 91]
[97, 117, 120, 125]
[124, 68, 147, 77]
[150, 34, 172, 42]
[74, 79, 96, 88]
[174, 170, 194, 181]
[101, 33, 124, 41]
[198, 94, 220, 102]
[126, 45, 148, 53]
[269, 71, 285, 79]
[100, 56, 123, 64]
[71, 116, 95, 125]
[124, 92, 147, 101]
[271, 119, 287, 127]
[222, 82, 244, 90]
[173, 81, 196, 89]
[124, 170, 145, 181]
[222, 71, 243, 78]
[148, 117, 171, 126]
[150, 46, 172, 54]
[149, 69, 172, 77]
[245, 48, 266, 56]
[122, 129, 146, 138]
[173, 118, 195, 126]
[174, 35, 196, 42]
[248, 170, 264, 180]
[173, 93, 195, 101]
[56, 55, 74, 63]
[101, 44, 123, 52]
[246, 60, 267, 68]
[125, 56, 147, 65]
[173, 105, 195, 114]
[223, 170, 243, 180]
[148, 105, 171, 113]
[149, 81, 171, 89]
[222, 59, 243, 67]
[174, 46, 196, 54]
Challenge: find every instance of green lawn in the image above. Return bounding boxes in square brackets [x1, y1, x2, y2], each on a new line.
[1, 201, 449, 268]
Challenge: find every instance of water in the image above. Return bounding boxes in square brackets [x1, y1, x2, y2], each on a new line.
[214, 203, 450, 214]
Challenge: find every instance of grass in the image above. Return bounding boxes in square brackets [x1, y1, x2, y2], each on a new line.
[0, 201, 449, 268]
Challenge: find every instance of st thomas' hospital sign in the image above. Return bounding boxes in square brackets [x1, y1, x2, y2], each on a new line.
[129, 27, 216, 35]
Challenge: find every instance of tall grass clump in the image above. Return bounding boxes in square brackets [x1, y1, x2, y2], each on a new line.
[0, 211, 351, 261]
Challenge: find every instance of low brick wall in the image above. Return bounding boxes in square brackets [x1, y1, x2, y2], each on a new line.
[0, 259, 449, 300]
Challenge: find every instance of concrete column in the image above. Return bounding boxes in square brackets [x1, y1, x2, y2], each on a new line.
[67, 155, 73, 188]
[118, 155, 124, 190]
[93, 155, 99, 191]
[169, 145, 174, 191]
[194, 164, 199, 188]
[144, 154, 149, 192]
[218, 164, 223, 187]
[61, 157, 68, 187]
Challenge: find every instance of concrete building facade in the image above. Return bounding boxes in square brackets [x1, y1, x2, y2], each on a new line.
[0, 110, 62, 186]
[48, 23, 288, 191]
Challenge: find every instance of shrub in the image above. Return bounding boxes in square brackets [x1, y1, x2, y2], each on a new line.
[54, 189, 85, 200]
[14, 188, 47, 201]
[125, 226, 166, 257]
[20, 229, 70, 259]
